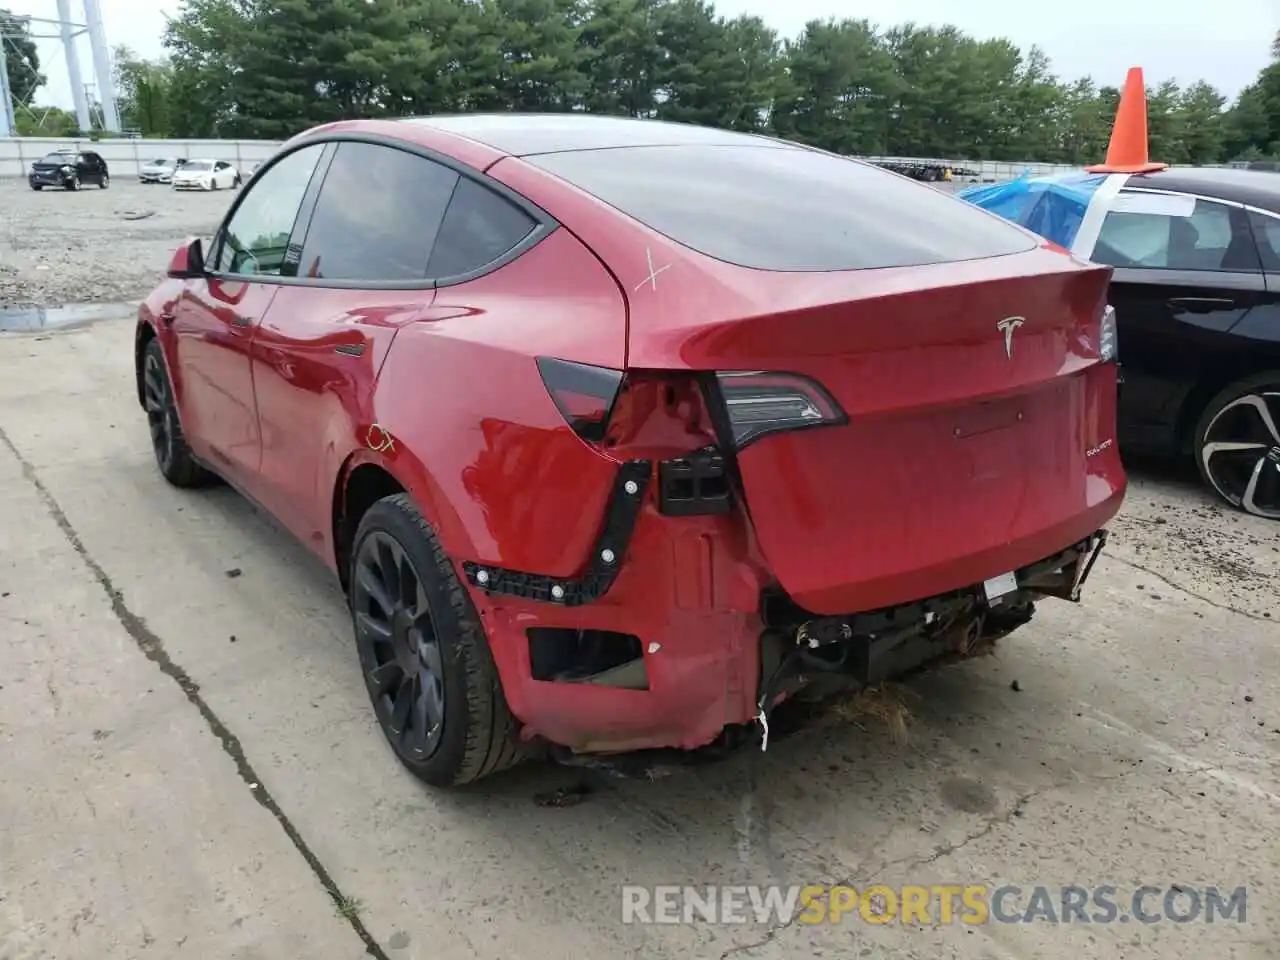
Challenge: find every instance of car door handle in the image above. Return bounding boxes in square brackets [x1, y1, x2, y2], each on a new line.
[229, 315, 253, 328]
[1167, 297, 1235, 313]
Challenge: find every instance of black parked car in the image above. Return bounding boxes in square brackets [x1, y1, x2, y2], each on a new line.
[963, 167, 1280, 519]
[28, 149, 110, 191]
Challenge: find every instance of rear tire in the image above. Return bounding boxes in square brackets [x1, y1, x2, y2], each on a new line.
[142, 338, 215, 488]
[30, 184, 41, 191]
[99, 173, 109, 189]
[66, 174, 79, 192]
[349, 494, 523, 787]
[1193, 372, 1280, 519]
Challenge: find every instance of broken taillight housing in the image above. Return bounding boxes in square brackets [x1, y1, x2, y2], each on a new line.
[713, 371, 846, 448]
[536, 356, 624, 443]
[1099, 304, 1118, 363]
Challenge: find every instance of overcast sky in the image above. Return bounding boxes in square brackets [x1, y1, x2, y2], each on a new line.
[6, 0, 1277, 111]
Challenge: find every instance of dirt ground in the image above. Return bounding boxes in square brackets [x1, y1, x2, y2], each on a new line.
[0, 177, 1278, 960]
[0, 178, 229, 308]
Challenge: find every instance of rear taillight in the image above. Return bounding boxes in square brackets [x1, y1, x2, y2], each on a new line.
[1099, 304, 1118, 362]
[713, 371, 845, 448]
[537, 356, 624, 443]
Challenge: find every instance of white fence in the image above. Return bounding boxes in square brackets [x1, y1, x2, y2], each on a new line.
[0, 136, 1081, 183]
[0, 137, 285, 179]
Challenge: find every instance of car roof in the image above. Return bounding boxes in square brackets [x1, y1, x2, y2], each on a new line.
[398, 113, 797, 156]
[1123, 167, 1280, 212]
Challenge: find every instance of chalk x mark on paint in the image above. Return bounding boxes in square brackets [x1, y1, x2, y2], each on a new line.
[634, 247, 671, 292]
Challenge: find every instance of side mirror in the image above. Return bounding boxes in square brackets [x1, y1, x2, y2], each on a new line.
[167, 237, 206, 279]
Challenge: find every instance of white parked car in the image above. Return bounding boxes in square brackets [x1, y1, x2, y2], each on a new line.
[171, 159, 241, 191]
[139, 157, 187, 183]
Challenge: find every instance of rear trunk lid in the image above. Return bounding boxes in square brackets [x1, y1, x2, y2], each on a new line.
[639, 252, 1124, 615]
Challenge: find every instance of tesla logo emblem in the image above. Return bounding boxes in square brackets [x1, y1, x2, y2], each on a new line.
[997, 316, 1025, 359]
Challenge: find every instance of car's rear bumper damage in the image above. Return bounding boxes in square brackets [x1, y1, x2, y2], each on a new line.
[462, 451, 1114, 762]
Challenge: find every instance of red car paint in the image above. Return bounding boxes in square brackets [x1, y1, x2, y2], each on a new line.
[138, 117, 1125, 756]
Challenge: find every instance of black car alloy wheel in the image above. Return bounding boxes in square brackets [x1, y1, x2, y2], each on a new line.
[1199, 388, 1280, 520]
[352, 531, 447, 760]
[143, 347, 175, 473]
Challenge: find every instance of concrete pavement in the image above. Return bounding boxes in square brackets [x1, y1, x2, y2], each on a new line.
[0, 316, 1276, 959]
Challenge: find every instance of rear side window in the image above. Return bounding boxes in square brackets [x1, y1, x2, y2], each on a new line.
[1249, 211, 1280, 272]
[428, 177, 537, 278]
[1093, 193, 1260, 272]
[526, 145, 1035, 271]
[298, 142, 458, 282]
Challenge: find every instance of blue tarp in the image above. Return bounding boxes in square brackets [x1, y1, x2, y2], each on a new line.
[957, 172, 1110, 251]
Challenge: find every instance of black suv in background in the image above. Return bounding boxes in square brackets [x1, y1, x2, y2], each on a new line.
[28, 150, 110, 191]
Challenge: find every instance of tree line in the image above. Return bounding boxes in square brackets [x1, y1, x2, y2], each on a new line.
[5, 0, 1279, 164]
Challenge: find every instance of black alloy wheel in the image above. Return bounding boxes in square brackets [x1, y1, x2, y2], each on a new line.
[352, 530, 448, 761]
[141, 338, 212, 488]
[99, 172, 110, 189]
[1196, 381, 1280, 520]
[349, 494, 522, 786]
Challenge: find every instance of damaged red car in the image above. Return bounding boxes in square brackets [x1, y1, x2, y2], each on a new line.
[135, 115, 1125, 786]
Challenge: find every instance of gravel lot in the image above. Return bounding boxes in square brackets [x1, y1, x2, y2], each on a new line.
[0, 178, 231, 308]
[1, 171, 1278, 959]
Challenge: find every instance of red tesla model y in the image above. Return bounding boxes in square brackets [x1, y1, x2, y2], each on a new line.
[135, 115, 1125, 786]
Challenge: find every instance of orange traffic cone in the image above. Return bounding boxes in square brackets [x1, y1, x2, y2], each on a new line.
[1085, 67, 1168, 174]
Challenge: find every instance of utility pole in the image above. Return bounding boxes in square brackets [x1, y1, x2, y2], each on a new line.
[81, 0, 119, 132]
[56, 0, 91, 131]
[0, 33, 15, 137]
[0, 2, 119, 139]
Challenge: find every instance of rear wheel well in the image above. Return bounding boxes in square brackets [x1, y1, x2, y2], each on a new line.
[334, 462, 405, 594]
[134, 322, 156, 408]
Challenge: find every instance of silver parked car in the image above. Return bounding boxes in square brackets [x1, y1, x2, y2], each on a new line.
[139, 157, 187, 184]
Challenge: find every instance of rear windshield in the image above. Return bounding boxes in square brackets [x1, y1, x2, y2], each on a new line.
[527, 145, 1036, 271]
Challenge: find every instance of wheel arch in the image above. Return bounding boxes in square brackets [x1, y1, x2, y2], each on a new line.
[134, 319, 158, 409]
[330, 448, 479, 597]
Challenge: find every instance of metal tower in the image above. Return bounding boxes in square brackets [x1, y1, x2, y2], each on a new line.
[0, 0, 120, 137]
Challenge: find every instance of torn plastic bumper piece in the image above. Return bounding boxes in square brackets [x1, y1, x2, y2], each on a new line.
[461, 459, 652, 606]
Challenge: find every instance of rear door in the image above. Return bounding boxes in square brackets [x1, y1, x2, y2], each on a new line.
[1084, 189, 1267, 451]
[252, 139, 548, 551]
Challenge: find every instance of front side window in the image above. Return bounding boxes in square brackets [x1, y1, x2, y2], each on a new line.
[214, 144, 326, 277]
[296, 142, 457, 283]
[1093, 193, 1260, 272]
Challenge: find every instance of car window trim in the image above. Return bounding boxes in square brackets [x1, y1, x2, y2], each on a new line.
[1108, 266, 1265, 292]
[204, 131, 559, 291]
[1093, 188, 1263, 275]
